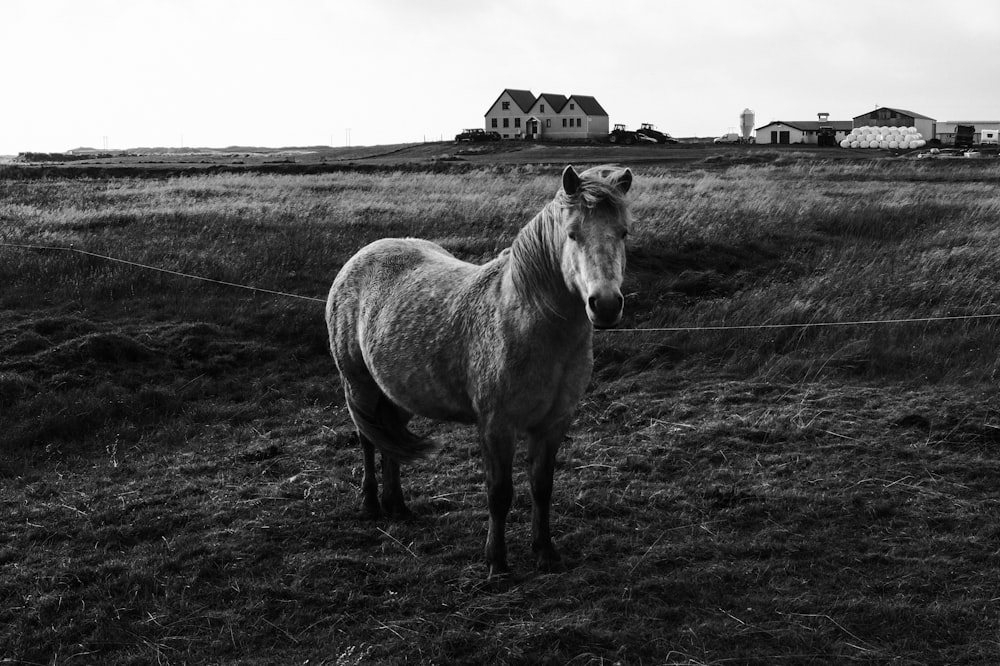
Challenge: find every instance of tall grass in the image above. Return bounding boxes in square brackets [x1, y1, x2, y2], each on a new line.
[619, 160, 1000, 381]
[3, 159, 1000, 454]
[5, 160, 1000, 664]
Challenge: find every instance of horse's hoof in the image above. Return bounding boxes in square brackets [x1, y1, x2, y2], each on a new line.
[380, 498, 413, 520]
[384, 505, 414, 521]
[535, 549, 566, 573]
[485, 565, 512, 591]
[536, 555, 566, 573]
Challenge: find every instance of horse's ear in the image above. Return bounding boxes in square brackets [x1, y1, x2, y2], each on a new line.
[616, 168, 633, 195]
[562, 165, 581, 196]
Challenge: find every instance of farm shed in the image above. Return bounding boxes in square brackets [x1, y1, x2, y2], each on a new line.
[852, 107, 935, 143]
[936, 121, 1000, 146]
[755, 114, 853, 145]
[484, 89, 609, 141]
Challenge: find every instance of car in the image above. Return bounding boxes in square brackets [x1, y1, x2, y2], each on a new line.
[455, 128, 501, 143]
[713, 133, 741, 144]
[636, 123, 679, 144]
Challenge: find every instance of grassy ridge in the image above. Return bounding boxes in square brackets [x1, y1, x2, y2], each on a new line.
[2, 160, 1000, 664]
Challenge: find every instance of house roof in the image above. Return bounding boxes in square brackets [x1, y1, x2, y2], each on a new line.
[853, 107, 936, 121]
[568, 95, 608, 117]
[756, 120, 854, 132]
[485, 89, 609, 118]
[938, 120, 1000, 130]
[486, 89, 536, 115]
[535, 93, 569, 113]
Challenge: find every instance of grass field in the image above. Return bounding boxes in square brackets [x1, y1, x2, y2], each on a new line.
[2, 151, 1000, 664]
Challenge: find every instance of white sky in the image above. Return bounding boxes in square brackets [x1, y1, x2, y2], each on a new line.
[3, 0, 999, 153]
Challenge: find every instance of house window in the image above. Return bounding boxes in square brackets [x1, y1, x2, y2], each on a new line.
[562, 119, 567, 127]
[546, 119, 551, 128]
[515, 118, 521, 128]
[576, 118, 582, 127]
[491, 118, 498, 128]
[540, 104, 545, 113]
[503, 118, 509, 128]
[570, 103, 575, 110]
[502, 101, 510, 110]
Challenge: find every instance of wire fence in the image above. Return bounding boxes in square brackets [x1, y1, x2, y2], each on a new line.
[4, 241, 1000, 333]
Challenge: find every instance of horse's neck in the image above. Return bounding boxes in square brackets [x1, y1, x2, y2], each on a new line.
[505, 204, 581, 324]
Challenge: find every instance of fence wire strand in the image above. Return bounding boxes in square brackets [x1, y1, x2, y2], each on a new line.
[4, 241, 1000, 332]
[0, 241, 327, 304]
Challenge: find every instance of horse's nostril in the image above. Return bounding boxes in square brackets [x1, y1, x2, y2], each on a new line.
[588, 292, 624, 323]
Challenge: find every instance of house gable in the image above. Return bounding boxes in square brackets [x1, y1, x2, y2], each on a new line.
[484, 88, 536, 116]
[530, 93, 569, 115]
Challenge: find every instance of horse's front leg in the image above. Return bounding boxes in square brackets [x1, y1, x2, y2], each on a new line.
[479, 420, 516, 580]
[527, 420, 569, 572]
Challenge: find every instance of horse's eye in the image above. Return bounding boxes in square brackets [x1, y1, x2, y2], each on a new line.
[621, 230, 629, 239]
[568, 231, 579, 242]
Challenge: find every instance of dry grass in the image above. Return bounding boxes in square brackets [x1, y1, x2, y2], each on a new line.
[3, 157, 1000, 664]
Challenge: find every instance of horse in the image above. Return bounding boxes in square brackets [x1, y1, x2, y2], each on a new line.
[326, 164, 633, 579]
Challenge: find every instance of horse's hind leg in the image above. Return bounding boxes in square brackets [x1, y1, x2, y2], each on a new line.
[346, 384, 412, 519]
[356, 433, 409, 519]
[380, 455, 410, 518]
[359, 433, 381, 518]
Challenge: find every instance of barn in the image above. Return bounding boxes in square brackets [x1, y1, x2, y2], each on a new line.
[755, 114, 853, 145]
[484, 89, 609, 141]
[852, 107, 936, 142]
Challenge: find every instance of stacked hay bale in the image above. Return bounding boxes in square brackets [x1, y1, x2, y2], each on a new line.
[839, 126, 926, 150]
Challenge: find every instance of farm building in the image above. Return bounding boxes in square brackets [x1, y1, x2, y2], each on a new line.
[484, 89, 609, 141]
[755, 113, 853, 145]
[852, 107, 936, 142]
[936, 121, 1000, 146]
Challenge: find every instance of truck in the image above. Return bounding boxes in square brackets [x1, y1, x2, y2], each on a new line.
[954, 125, 976, 150]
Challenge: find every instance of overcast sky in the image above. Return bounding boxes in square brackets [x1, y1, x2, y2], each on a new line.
[3, 0, 999, 153]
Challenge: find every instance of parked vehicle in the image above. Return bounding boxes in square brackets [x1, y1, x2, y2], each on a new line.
[713, 132, 741, 144]
[607, 124, 638, 145]
[954, 125, 976, 150]
[455, 128, 501, 143]
[636, 123, 678, 144]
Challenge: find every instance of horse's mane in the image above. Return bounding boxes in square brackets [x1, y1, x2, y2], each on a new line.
[508, 166, 630, 319]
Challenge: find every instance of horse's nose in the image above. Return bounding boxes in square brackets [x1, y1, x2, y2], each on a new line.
[587, 290, 624, 328]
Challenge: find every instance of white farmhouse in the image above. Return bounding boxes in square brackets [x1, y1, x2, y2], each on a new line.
[484, 89, 609, 141]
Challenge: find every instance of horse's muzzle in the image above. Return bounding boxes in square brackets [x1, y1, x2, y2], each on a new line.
[587, 291, 624, 329]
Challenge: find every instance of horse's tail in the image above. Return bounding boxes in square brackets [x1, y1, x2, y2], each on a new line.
[347, 392, 437, 464]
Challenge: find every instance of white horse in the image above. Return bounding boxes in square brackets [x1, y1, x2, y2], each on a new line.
[326, 164, 633, 578]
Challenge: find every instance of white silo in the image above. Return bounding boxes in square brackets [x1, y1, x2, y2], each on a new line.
[740, 108, 755, 142]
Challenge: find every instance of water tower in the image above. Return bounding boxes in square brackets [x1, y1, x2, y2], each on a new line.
[740, 108, 755, 142]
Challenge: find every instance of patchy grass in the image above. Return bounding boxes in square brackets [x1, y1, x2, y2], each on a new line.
[3, 159, 1000, 664]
